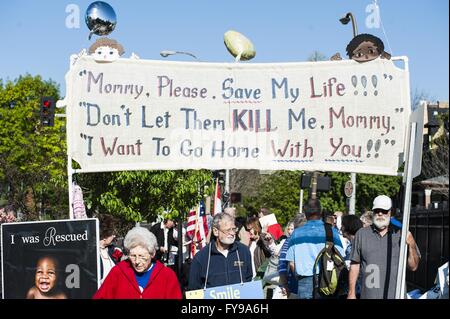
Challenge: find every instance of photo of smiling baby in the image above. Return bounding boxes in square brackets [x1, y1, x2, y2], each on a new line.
[26, 255, 67, 299]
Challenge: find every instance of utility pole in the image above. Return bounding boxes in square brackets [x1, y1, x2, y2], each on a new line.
[299, 188, 304, 214]
[339, 12, 358, 215]
[311, 171, 319, 199]
[159, 49, 198, 283]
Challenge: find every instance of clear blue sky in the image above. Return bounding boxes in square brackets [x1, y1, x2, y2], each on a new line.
[0, 0, 448, 102]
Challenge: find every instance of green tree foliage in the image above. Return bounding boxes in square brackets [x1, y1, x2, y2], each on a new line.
[243, 170, 402, 226]
[79, 170, 213, 222]
[0, 75, 214, 224]
[0, 75, 67, 219]
[242, 171, 302, 226]
[353, 174, 401, 212]
[319, 172, 401, 214]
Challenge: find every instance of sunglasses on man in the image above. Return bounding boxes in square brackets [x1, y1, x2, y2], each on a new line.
[374, 209, 390, 215]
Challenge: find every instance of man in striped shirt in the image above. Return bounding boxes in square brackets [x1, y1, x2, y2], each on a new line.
[278, 214, 307, 298]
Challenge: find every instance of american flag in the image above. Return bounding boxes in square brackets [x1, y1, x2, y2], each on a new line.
[186, 200, 209, 257]
[213, 178, 222, 216]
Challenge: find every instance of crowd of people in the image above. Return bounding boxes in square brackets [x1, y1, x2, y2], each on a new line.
[0, 205, 16, 224]
[93, 194, 421, 299]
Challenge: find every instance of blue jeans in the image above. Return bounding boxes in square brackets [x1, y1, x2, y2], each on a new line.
[297, 276, 314, 299]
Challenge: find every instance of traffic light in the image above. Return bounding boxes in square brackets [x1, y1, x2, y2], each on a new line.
[301, 173, 312, 189]
[300, 173, 331, 192]
[40, 96, 55, 126]
[317, 176, 331, 192]
[212, 170, 226, 184]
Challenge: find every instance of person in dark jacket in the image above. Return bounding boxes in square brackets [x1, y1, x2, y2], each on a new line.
[188, 212, 253, 290]
[150, 218, 177, 265]
[244, 217, 275, 278]
[98, 214, 123, 284]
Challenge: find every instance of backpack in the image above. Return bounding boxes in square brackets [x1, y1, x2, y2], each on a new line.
[312, 223, 347, 297]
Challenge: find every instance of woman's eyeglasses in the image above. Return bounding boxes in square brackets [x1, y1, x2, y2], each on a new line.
[129, 254, 150, 262]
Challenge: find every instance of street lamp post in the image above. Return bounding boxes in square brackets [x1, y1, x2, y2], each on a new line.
[339, 12, 358, 38]
[339, 13, 358, 214]
[160, 50, 199, 60]
[159, 48, 199, 282]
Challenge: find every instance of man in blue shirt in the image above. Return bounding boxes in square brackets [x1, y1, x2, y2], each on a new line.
[286, 199, 344, 299]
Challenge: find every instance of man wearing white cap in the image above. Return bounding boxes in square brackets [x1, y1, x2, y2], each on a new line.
[347, 195, 420, 299]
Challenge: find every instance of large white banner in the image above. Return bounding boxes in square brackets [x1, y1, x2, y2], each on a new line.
[65, 56, 410, 175]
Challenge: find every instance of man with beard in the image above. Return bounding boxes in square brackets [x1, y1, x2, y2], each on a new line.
[347, 195, 420, 299]
[188, 212, 253, 290]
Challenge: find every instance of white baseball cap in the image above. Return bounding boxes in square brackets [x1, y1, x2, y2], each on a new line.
[372, 195, 392, 210]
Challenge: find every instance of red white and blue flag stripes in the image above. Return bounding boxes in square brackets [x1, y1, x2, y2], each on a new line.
[186, 200, 209, 257]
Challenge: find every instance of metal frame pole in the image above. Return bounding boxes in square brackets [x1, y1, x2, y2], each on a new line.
[349, 172, 356, 214]
[67, 156, 74, 220]
[225, 169, 230, 208]
[349, 13, 358, 38]
[395, 122, 417, 298]
[299, 188, 304, 215]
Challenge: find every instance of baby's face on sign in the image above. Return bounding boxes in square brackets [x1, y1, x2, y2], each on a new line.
[93, 45, 120, 62]
[351, 41, 380, 62]
[35, 258, 57, 293]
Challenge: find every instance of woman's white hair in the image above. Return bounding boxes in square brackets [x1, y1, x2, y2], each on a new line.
[123, 226, 158, 255]
[360, 211, 374, 226]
